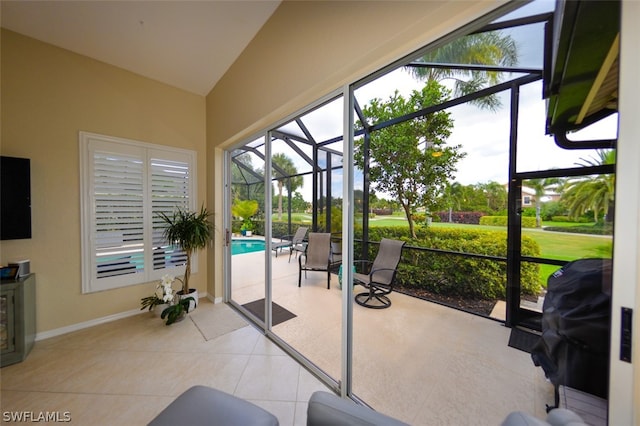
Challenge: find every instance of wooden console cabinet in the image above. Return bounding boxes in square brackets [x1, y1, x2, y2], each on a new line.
[1, 273, 35, 367]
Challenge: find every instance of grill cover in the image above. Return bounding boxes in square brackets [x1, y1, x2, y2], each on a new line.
[531, 258, 612, 398]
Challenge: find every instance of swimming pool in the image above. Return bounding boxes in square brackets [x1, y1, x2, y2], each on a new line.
[231, 239, 265, 255]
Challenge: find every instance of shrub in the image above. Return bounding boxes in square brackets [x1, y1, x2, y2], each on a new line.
[479, 216, 536, 228]
[356, 226, 541, 300]
[412, 213, 427, 225]
[372, 208, 393, 215]
[551, 216, 591, 223]
[541, 201, 566, 221]
[434, 211, 484, 224]
[544, 224, 613, 235]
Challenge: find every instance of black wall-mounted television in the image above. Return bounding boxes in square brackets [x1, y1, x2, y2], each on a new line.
[1, 156, 32, 240]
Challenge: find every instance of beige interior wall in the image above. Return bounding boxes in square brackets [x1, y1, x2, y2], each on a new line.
[0, 29, 207, 333]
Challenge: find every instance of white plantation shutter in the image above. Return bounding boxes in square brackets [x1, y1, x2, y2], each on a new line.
[94, 152, 145, 279]
[151, 158, 189, 271]
[80, 132, 196, 293]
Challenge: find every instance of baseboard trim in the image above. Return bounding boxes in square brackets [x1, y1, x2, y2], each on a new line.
[35, 292, 217, 341]
[35, 308, 141, 341]
[207, 294, 222, 304]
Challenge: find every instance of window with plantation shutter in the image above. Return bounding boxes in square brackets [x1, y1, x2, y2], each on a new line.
[80, 132, 197, 293]
[151, 158, 189, 271]
[94, 151, 145, 280]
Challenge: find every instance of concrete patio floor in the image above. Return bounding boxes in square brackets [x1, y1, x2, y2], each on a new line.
[231, 248, 555, 425]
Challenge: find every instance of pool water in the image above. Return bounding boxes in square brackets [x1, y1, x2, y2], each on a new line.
[231, 239, 265, 255]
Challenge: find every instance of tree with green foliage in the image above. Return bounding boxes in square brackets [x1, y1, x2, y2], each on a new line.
[407, 31, 518, 110]
[290, 191, 309, 213]
[436, 181, 506, 218]
[478, 181, 508, 213]
[271, 153, 303, 220]
[524, 177, 562, 227]
[563, 150, 615, 223]
[356, 81, 465, 239]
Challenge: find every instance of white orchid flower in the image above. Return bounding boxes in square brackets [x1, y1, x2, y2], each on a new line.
[161, 274, 175, 286]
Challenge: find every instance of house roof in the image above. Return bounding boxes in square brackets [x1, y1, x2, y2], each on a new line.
[0, 1, 281, 96]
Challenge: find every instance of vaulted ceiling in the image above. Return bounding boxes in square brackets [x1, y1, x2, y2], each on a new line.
[1, 1, 282, 95]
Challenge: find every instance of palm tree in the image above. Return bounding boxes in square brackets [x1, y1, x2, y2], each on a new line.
[158, 205, 212, 296]
[407, 31, 518, 110]
[524, 177, 562, 228]
[563, 150, 615, 223]
[272, 153, 303, 220]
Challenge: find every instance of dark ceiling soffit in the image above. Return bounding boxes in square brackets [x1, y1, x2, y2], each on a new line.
[545, 0, 620, 149]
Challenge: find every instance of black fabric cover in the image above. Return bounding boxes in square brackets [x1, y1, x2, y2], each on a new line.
[531, 258, 612, 399]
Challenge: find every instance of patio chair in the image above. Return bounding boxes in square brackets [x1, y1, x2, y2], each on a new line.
[271, 236, 292, 257]
[298, 232, 332, 289]
[353, 238, 405, 309]
[288, 226, 309, 262]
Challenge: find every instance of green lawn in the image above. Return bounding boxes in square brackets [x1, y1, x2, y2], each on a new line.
[374, 217, 613, 288]
[277, 213, 612, 287]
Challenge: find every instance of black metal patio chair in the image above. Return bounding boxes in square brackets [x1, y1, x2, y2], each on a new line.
[353, 238, 405, 309]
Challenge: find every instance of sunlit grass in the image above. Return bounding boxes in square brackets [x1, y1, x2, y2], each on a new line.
[278, 213, 612, 288]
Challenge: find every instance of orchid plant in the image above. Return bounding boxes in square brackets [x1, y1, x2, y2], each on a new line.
[140, 274, 179, 311]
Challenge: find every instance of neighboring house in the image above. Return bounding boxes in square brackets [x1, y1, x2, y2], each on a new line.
[504, 184, 561, 207]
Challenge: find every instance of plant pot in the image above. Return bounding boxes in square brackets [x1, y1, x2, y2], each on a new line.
[154, 303, 169, 318]
[245, 231, 252, 237]
[178, 288, 198, 312]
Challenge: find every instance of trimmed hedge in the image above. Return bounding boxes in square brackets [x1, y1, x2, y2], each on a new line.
[238, 222, 542, 300]
[544, 224, 613, 235]
[479, 215, 537, 228]
[551, 216, 591, 223]
[356, 226, 541, 300]
[435, 211, 484, 224]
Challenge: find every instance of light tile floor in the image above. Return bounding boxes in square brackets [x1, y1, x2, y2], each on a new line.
[1, 248, 556, 426]
[0, 301, 330, 425]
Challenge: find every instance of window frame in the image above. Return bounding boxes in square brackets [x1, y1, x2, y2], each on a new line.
[79, 131, 197, 293]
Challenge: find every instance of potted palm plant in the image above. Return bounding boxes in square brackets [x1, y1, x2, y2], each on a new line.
[232, 199, 258, 237]
[158, 205, 212, 311]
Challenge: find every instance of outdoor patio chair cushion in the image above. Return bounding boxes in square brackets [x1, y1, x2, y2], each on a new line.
[148, 385, 279, 426]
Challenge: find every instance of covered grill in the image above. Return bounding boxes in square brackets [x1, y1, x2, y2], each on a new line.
[531, 258, 612, 402]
